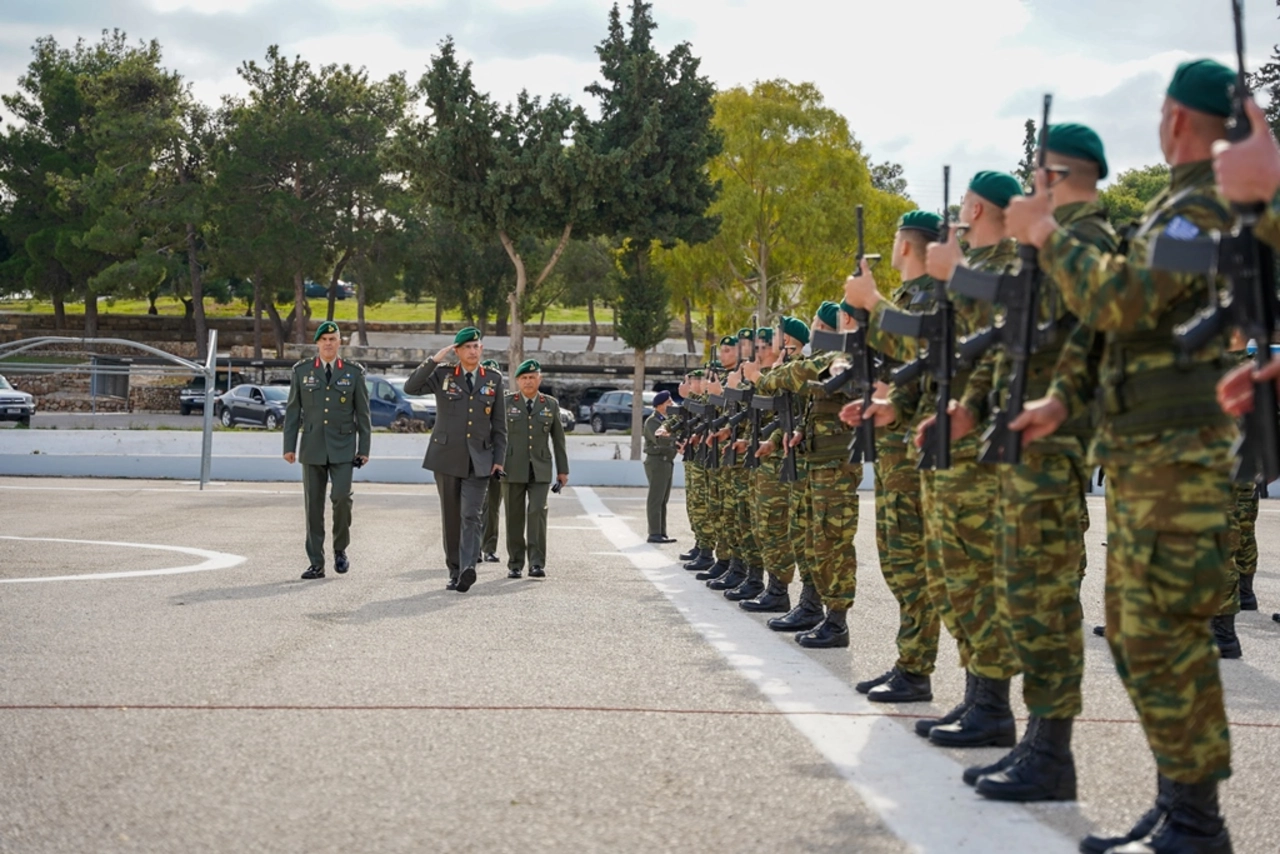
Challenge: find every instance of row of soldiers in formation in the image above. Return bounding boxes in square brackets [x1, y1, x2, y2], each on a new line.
[660, 57, 1275, 854]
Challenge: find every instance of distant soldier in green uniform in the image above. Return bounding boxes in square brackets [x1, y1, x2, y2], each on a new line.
[502, 359, 569, 579]
[282, 320, 372, 580]
[841, 209, 943, 704]
[480, 358, 504, 564]
[1007, 59, 1239, 854]
[668, 372, 716, 570]
[405, 327, 508, 593]
[643, 390, 677, 543]
[718, 329, 767, 601]
[698, 337, 744, 585]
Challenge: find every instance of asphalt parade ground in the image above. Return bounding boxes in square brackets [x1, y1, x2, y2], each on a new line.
[2, 477, 1278, 853]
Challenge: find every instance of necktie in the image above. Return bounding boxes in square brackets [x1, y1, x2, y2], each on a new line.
[465, 372, 474, 393]
[527, 399, 533, 415]
[325, 364, 332, 385]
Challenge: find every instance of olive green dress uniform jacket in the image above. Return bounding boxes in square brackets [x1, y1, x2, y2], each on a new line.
[404, 360, 508, 476]
[504, 392, 569, 483]
[283, 357, 372, 464]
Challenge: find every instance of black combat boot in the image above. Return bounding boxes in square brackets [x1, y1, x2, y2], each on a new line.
[684, 548, 715, 572]
[866, 668, 932, 704]
[708, 558, 748, 590]
[914, 671, 977, 737]
[975, 717, 1077, 802]
[855, 669, 895, 695]
[796, 607, 849, 648]
[741, 575, 791, 613]
[1078, 774, 1174, 854]
[679, 546, 700, 561]
[695, 556, 730, 581]
[767, 583, 824, 631]
[725, 565, 765, 601]
[928, 677, 1017, 748]
[1211, 615, 1242, 659]
[963, 717, 1039, 786]
[1238, 572, 1256, 611]
[1107, 779, 1232, 854]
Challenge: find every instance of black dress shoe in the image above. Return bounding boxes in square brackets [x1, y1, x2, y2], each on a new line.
[508, 567, 523, 579]
[1092, 625, 1105, 637]
[646, 535, 676, 544]
[456, 566, 477, 593]
[446, 577, 458, 591]
[529, 566, 545, 578]
[301, 564, 325, 580]
[482, 552, 500, 563]
[334, 551, 349, 574]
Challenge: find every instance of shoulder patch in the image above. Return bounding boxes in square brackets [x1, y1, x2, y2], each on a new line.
[1163, 215, 1201, 241]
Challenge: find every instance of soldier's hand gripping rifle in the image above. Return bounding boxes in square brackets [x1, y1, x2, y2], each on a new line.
[734, 317, 762, 470]
[879, 166, 957, 470]
[948, 94, 1053, 465]
[705, 390, 725, 470]
[751, 337, 800, 483]
[1147, 0, 1280, 485]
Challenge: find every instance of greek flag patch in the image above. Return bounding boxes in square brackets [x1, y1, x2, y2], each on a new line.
[1164, 215, 1201, 241]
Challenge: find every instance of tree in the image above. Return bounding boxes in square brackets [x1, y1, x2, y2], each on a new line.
[587, 0, 721, 457]
[870, 161, 909, 197]
[554, 238, 616, 352]
[1248, 44, 1280, 138]
[1098, 164, 1170, 229]
[403, 39, 608, 369]
[1015, 117, 1037, 189]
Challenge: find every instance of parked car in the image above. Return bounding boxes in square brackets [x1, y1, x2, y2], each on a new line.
[558, 405, 575, 433]
[385, 376, 436, 429]
[303, 281, 353, 300]
[364, 375, 418, 428]
[577, 386, 621, 423]
[590, 390, 657, 433]
[213, 384, 288, 429]
[180, 371, 247, 415]
[0, 374, 36, 426]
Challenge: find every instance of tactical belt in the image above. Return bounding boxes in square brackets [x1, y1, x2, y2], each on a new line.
[1101, 362, 1229, 436]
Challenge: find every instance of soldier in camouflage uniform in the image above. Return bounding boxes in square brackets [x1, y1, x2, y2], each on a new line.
[696, 339, 743, 584]
[749, 303, 861, 648]
[1007, 59, 1239, 854]
[841, 210, 943, 705]
[716, 330, 767, 601]
[664, 374, 711, 568]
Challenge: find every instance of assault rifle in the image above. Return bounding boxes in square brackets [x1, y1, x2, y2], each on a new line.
[948, 93, 1053, 465]
[879, 165, 956, 470]
[704, 392, 725, 470]
[1147, 0, 1280, 485]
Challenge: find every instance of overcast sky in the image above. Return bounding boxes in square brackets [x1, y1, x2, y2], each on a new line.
[2, 0, 1278, 204]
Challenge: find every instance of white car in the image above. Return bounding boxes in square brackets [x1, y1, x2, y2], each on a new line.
[0, 375, 36, 426]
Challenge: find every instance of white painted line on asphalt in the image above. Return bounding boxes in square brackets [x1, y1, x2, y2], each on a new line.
[573, 486, 1080, 854]
[0, 536, 246, 583]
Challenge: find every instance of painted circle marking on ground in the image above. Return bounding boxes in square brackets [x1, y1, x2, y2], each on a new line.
[0, 536, 246, 584]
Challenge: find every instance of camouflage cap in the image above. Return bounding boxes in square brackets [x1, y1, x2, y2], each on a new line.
[313, 320, 340, 342]
[755, 327, 774, 344]
[453, 327, 481, 346]
[780, 315, 810, 345]
[816, 301, 840, 330]
[968, 170, 1024, 209]
[1167, 58, 1234, 118]
[1046, 123, 1109, 180]
[514, 358, 540, 377]
[896, 209, 943, 240]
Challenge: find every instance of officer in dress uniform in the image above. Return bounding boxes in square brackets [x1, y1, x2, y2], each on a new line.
[405, 327, 508, 593]
[479, 358, 504, 563]
[502, 359, 569, 578]
[282, 320, 372, 579]
[643, 390, 677, 543]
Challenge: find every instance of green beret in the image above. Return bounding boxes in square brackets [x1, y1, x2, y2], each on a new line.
[897, 209, 943, 240]
[515, 358, 540, 377]
[480, 359, 500, 370]
[1046, 123, 1109, 180]
[755, 327, 773, 344]
[840, 300, 860, 317]
[737, 327, 755, 340]
[1167, 58, 1234, 118]
[968, 170, 1024, 209]
[454, 326, 481, 346]
[718, 335, 738, 348]
[313, 320, 339, 342]
[816, 301, 840, 330]
[780, 316, 810, 346]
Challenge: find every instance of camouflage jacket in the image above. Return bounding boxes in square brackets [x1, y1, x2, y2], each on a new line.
[867, 274, 940, 434]
[756, 350, 855, 467]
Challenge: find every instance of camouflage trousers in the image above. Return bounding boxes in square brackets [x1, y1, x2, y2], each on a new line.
[805, 462, 862, 611]
[789, 458, 815, 585]
[684, 462, 713, 551]
[875, 433, 938, 676]
[1219, 481, 1260, 615]
[920, 468, 970, 669]
[1102, 458, 1232, 783]
[997, 444, 1089, 718]
[731, 465, 763, 567]
[711, 466, 740, 560]
[930, 441, 1019, 680]
[754, 456, 799, 583]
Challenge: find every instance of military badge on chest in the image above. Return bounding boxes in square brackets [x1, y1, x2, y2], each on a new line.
[302, 374, 320, 390]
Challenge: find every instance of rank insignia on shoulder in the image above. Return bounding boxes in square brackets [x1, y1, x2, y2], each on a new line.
[1164, 215, 1201, 241]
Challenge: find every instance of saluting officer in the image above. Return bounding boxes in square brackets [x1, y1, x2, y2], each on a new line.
[502, 359, 570, 578]
[282, 320, 372, 580]
[405, 327, 508, 593]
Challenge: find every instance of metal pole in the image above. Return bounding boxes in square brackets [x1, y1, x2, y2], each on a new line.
[199, 329, 217, 490]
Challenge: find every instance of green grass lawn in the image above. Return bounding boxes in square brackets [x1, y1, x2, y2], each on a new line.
[0, 295, 599, 325]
